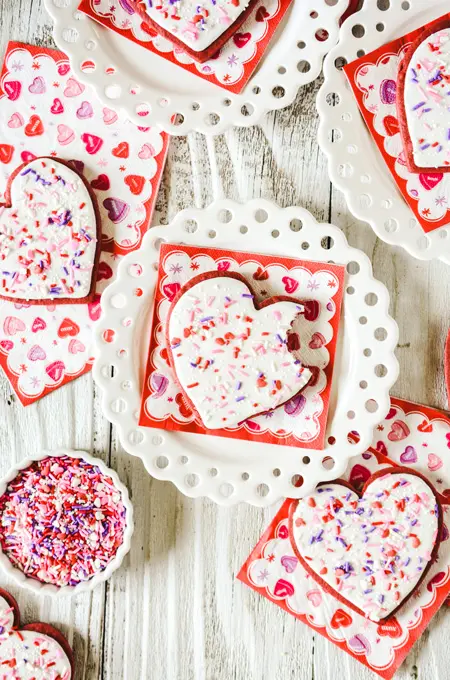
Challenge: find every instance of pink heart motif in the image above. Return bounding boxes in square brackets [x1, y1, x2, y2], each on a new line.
[419, 173, 443, 191]
[81, 133, 103, 155]
[280, 555, 298, 574]
[284, 393, 306, 417]
[282, 276, 299, 294]
[0, 340, 13, 352]
[3, 316, 25, 336]
[387, 420, 410, 441]
[63, 77, 85, 97]
[348, 635, 371, 655]
[103, 107, 118, 125]
[217, 261, 231, 271]
[50, 98, 64, 114]
[103, 197, 130, 223]
[57, 63, 71, 76]
[45, 360, 66, 382]
[306, 589, 322, 607]
[27, 344, 46, 361]
[273, 578, 294, 598]
[88, 294, 102, 322]
[446, 433, 450, 449]
[3, 80, 21, 101]
[76, 101, 94, 119]
[21, 151, 37, 163]
[233, 32, 251, 48]
[68, 338, 86, 354]
[150, 372, 169, 397]
[308, 332, 326, 349]
[428, 453, 443, 472]
[7, 113, 24, 128]
[57, 124, 75, 146]
[399, 445, 417, 464]
[31, 317, 47, 333]
[163, 282, 181, 302]
[138, 143, 155, 160]
[28, 76, 46, 94]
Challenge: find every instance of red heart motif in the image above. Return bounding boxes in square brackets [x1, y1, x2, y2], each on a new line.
[163, 282, 181, 301]
[245, 420, 262, 432]
[273, 578, 295, 598]
[278, 524, 289, 539]
[46, 360, 66, 382]
[3, 80, 21, 101]
[302, 300, 320, 322]
[112, 141, 130, 159]
[348, 464, 371, 490]
[124, 174, 146, 195]
[383, 114, 399, 137]
[140, 20, 158, 37]
[175, 392, 193, 419]
[305, 364, 320, 387]
[418, 419, 433, 433]
[103, 328, 115, 343]
[282, 276, 299, 294]
[287, 332, 300, 351]
[31, 317, 47, 333]
[330, 609, 353, 629]
[427, 571, 446, 591]
[217, 261, 231, 271]
[0, 340, 13, 352]
[20, 151, 36, 163]
[81, 133, 103, 155]
[233, 32, 251, 48]
[57, 63, 71, 76]
[376, 440, 389, 456]
[308, 332, 326, 349]
[0, 144, 14, 164]
[57, 318, 80, 338]
[387, 420, 410, 441]
[88, 294, 102, 321]
[253, 266, 269, 281]
[91, 173, 110, 191]
[376, 616, 402, 638]
[255, 6, 269, 21]
[24, 114, 44, 137]
[97, 261, 114, 281]
[160, 347, 171, 366]
[50, 97, 64, 114]
[419, 173, 443, 191]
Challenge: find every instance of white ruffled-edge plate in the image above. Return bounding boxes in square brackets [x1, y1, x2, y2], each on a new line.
[0, 449, 134, 596]
[92, 199, 399, 506]
[317, 0, 450, 262]
[46, 0, 352, 135]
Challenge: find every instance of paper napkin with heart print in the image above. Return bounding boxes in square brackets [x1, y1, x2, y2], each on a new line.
[139, 243, 345, 450]
[344, 12, 450, 234]
[0, 42, 169, 404]
[238, 438, 450, 680]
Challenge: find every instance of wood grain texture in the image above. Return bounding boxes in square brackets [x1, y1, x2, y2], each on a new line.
[0, 1, 449, 678]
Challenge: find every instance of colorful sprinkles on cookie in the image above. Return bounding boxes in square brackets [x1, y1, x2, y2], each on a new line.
[402, 24, 450, 170]
[291, 472, 441, 622]
[0, 158, 98, 303]
[0, 593, 72, 679]
[167, 273, 312, 429]
[0, 456, 127, 587]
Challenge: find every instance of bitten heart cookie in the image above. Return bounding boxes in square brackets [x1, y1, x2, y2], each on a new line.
[166, 271, 313, 429]
[0, 588, 74, 678]
[130, 0, 258, 63]
[289, 468, 442, 622]
[0, 157, 100, 304]
[397, 19, 450, 173]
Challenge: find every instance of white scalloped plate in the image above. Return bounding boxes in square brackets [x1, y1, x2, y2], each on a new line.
[92, 200, 399, 506]
[317, 0, 450, 263]
[45, 0, 351, 135]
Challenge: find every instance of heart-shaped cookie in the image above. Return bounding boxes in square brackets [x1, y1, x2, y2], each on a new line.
[0, 588, 74, 678]
[289, 468, 442, 622]
[166, 271, 313, 429]
[398, 19, 450, 173]
[0, 157, 100, 304]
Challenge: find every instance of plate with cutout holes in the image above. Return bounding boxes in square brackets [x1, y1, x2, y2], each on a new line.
[317, 0, 450, 262]
[93, 199, 399, 506]
[46, 0, 353, 135]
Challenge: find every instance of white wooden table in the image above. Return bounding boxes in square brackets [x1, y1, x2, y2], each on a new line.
[1, 2, 450, 678]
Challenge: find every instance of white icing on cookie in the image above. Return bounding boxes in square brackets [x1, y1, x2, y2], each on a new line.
[291, 474, 440, 622]
[403, 27, 450, 169]
[168, 275, 312, 429]
[141, 0, 250, 52]
[0, 594, 72, 679]
[0, 158, 97, 301]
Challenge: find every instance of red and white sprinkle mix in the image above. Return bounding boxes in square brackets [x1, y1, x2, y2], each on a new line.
[0, 456, 127, 587]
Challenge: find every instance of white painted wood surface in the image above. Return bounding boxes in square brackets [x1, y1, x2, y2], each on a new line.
[1, 2, 449, 679]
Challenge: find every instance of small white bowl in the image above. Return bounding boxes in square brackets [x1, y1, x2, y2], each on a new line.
[0, 449, 134, 597]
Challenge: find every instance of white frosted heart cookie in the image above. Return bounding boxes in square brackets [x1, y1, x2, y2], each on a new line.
[398, 20, 450, 173]
[0, 157, 100, 304]
[289, 469, 442, 622]
[166, 271, 312, 430]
